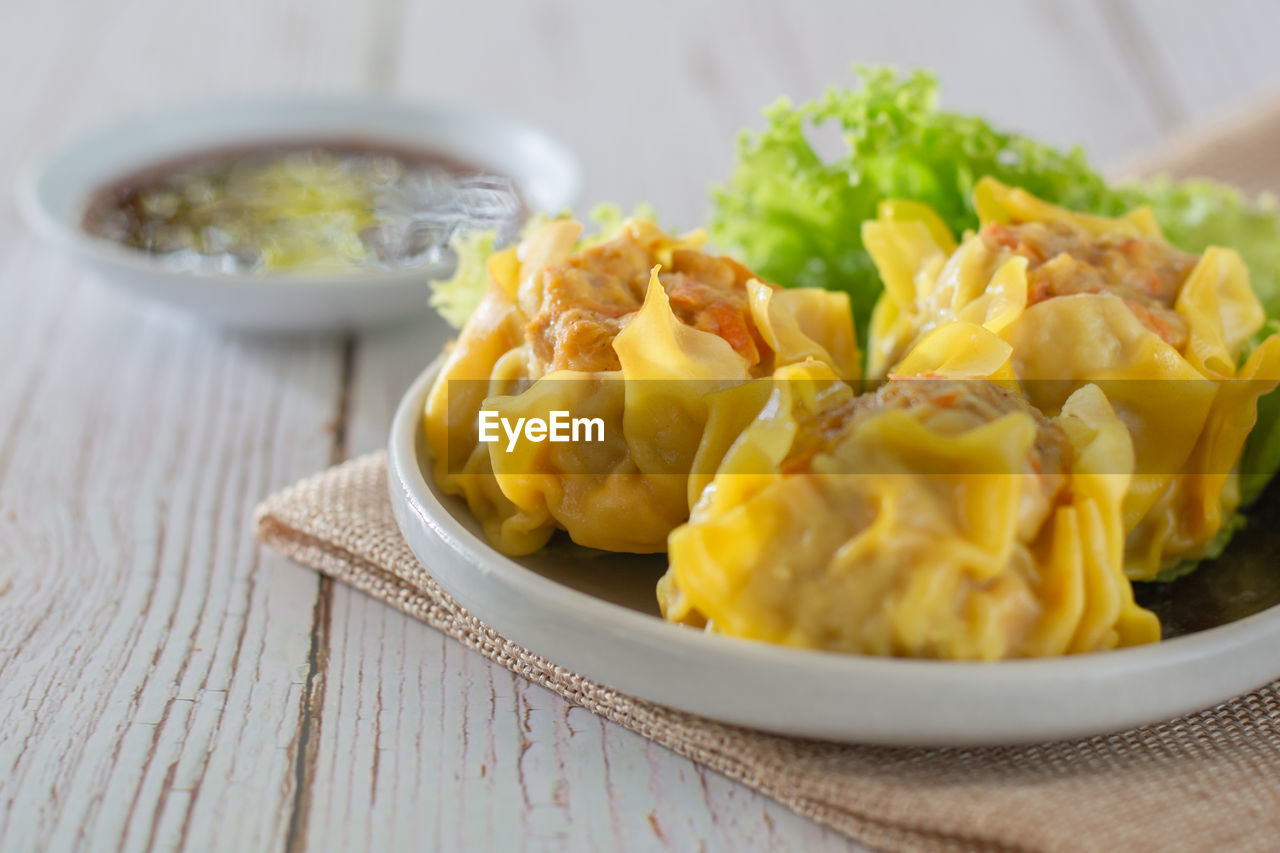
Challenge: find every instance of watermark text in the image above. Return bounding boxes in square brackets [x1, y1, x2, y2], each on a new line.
[478, 410, 606, 452]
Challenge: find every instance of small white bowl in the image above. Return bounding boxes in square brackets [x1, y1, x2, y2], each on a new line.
[16, 97, 580, 332]
[388, 359, 1280, 746]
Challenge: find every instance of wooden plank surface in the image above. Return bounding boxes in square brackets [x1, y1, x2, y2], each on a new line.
[0, 1, 366, 850]
[2, 1, 1279, 851]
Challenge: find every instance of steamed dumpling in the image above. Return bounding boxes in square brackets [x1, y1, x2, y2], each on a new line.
[659, 362, 1158, 659]
[424, 219, 859, 555]
[863, 178, 1280, 579]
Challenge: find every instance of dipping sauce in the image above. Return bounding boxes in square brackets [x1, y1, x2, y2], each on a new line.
[81, 141, 525, 274]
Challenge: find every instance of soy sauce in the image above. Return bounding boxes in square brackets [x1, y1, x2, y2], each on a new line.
[82, 140, 524, 274]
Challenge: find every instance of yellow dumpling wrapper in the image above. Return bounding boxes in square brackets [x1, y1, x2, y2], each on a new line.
[425, 219, 860, 555]
[659, 364, 1158, 659]
[1125, 335, 1280, 574]
[863, 177, 1280, 578]
[889, 322, 1014, 382]
[973, 176, 1163, 238]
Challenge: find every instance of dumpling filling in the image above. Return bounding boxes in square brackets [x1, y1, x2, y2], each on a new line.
[525, 232, 769, 373]
[980, 220, 1198, 349]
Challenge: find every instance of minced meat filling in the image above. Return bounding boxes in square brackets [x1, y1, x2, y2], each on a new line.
[524, 233, 771, 373]
[980, 221, 1200, 350]
[784, 379, 1071, 537]
[661, 250, 767, 368]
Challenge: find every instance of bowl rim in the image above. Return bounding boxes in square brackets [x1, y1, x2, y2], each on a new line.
[387, 357, 1280, 744]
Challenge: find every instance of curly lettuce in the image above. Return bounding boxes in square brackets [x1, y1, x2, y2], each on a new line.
[429, 229, 497, 328]
[710, 67, 1117, 341]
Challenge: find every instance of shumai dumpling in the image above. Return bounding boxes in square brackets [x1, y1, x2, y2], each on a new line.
[862, 178, 1280, 579]
[425, 219, 859, 555]
[659, 363, 1160, 659]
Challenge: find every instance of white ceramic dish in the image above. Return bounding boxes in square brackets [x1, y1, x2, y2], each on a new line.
[388, 360, 1280, 746]
[16, 97, 580, 332]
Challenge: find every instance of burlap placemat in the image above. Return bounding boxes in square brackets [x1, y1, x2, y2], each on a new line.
[254, 452, 1280, 852]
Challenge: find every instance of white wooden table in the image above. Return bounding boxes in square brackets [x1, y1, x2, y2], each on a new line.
[3, 2, 1278, 850]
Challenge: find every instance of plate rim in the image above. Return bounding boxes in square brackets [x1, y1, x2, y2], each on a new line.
[388, 358, 1280, 746]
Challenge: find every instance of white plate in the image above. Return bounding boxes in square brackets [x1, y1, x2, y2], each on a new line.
[388, 360, 1280, 746]
[16, 97, 580, 332]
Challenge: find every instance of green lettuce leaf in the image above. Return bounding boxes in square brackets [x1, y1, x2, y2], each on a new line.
[429, 228, 498, 329]
[710, 66, 1116, 342]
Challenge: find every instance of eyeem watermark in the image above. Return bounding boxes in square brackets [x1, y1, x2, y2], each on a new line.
[450, 378, 1279, 473]
[478, 410, 606, 452]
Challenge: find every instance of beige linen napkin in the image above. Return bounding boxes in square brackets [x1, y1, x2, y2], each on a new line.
[255, 452, 1280, 853]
